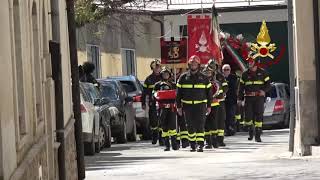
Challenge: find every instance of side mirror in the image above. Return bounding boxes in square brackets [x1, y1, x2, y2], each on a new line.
[125, 96, 133, 103]
[101, 97, 111, 105]
[94, 98, 101, 106]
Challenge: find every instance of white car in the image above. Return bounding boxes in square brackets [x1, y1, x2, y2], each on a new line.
[80, 83, 100, 155]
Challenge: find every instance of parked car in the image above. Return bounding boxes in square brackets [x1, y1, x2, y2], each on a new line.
[107, 76, 150, 139]
[263, 82, 290, 128]
[79, 83, 100, 155]
[81, 82, 113, 152]
[98, 79, 137, 143]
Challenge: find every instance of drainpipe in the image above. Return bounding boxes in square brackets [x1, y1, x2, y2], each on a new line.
[313, 0, 320, 145]
[151, 15, 164, 36]
[50, 1, 66, 179]
[66, 0, 86, 179]
[287, 0, 296, 152]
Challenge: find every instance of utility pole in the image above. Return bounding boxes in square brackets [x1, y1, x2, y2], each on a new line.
[66, 0, 86, 179]
[287, 0, 296, 152]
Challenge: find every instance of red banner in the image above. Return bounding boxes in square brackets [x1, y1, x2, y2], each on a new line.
[188, 15, 221, 64]
[161, 38, 187, 65]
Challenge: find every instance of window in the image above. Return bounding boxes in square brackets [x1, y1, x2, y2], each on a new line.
[86, 45, 101, 78]
[32, 2, 44, 123]
[278, 86, 286, 98]
[119, 81, 137, 93]
[13, 0, 27, 136]
[101, 83, 118, 100]
[121, 49, 136, 76]
[179, 25, 188, 37]
[266, 85, 277, 98]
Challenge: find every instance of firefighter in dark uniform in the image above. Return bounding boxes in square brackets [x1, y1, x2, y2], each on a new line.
[176, 55, 212, 152]
[202, 65, 220, 149]
[207, 59, 228, 147]
[174, 68, 189, 148]
[239, 58, 271, 142]
[142, 59, 162, 144]
[153, 67, 179, 151]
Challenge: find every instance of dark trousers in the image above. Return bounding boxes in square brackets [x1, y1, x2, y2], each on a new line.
[177, 113, 188, 141]
[183, 104, 206, 147]
[225, 102, 236, 131]
[205, 107, 218, 136]
[149, 104, 159, 131]
[159, 108, 177, 137]
[216, 101, 226, 137]
[244, 97, 265, 128]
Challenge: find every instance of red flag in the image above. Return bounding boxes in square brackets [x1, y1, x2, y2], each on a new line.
[188, 15, 221, 64]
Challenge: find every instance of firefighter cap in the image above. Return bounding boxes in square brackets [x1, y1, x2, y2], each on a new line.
[150, 59, 161, 69]
[207, 58, 217, 71]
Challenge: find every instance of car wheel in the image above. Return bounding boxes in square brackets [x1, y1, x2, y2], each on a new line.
[128, 119, 137, 142]
[117, 118, 127, 144]
[84, 128, 95, 156]
[95, 124, 106, 152]
[105, 125, 112, 148]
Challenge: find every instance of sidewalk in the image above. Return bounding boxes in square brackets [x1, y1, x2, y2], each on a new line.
[85, 129, 320, 180]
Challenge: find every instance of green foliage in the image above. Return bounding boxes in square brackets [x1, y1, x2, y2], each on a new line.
[75, 0, 103, 27]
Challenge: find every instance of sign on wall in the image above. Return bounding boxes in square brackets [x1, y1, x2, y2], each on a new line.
[160, 37, 187, 65]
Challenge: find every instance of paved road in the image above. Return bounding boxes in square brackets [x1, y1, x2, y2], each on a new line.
[85, 129, 320, 180]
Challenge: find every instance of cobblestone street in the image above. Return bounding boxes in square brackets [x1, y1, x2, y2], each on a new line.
[85, 129, 320, 180]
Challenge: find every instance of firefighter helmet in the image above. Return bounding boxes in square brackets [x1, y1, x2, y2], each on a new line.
[150, 59, 161, 70]
[188, 55, 201, 65]
[160, 67, 171, 77]
[207, 58, 217, 71]
[202, 65, 213, 77]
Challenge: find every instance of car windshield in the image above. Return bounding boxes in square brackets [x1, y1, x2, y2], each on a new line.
[101, 83, 118, 100]
[82, 83, 99, 103]
[266, 85, 277, 98]
[120, 81, 137, 93]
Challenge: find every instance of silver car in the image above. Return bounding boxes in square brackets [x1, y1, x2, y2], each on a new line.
[263, 82, 290, 128]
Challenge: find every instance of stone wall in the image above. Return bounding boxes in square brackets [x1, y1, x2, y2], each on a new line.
[64, 119, 78, 180]
[10, 136, 48, 180]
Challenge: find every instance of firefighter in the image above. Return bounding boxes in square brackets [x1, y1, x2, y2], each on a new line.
[176, 55, 212, 152]
[202, 65, 220, 149]
[154, 67, 179, 151]
[238, 58, 271, 142]
[207, 59, 228, 147]
[174, 68, 189, 148]
[142, 59, 162, 145]
[235, 70, 245, 132]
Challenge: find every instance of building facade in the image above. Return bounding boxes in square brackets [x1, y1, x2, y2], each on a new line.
[0, 0, 78, 179]
[77, 14, 162, 81]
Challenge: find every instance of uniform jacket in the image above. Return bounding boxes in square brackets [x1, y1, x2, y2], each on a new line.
[239, 67, 271, 100]
[176, 71, 212, 108]
[142, 73, 162, 106]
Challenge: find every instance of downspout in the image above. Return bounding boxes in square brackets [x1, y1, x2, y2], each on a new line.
[287, 0, 296, 152]
[50, 1, 66, 180]
[66, 0, 86, 179]
[313, 0, 320, 145]
[151, 15, 164, 36]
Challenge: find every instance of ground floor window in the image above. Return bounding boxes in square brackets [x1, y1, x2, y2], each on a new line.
[121, 49, 136, 76]
[86, 45, 101, 78]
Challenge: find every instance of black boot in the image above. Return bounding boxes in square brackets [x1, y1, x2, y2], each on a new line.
[255, 127, 262, 142]
[164, 137, 170, 151]
[218, 136, 226, 147]
[197, 141, 204, 152]
[171, 136, 179, 150]
[190, 141, 196, 152]
[181, 139, 189, 148]
[205, 135, 213, 149]
[248, 126, 254, 141]
[151, 130, 158, 144]
[212, 135, 218, 148]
